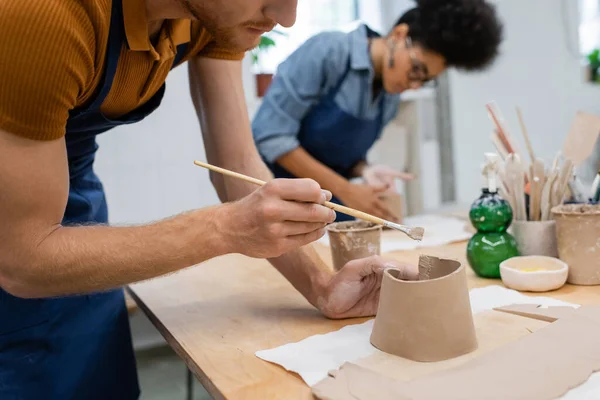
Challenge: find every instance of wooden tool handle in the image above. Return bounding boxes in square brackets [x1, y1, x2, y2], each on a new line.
[194, 160, 267, 186]
[323, 201, 385, 225]
[193, 160, 417, 236]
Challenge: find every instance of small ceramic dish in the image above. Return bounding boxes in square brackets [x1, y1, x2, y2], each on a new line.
[500, 256, 568, 292]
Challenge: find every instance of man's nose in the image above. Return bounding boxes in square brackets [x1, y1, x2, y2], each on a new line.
[264, 0, 298, 28]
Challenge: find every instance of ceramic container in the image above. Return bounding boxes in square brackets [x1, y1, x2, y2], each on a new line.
[552, 204, 600, 285]
[370, 255, 477, 362]
[326, 221, 382, 271]
[510, 220, 558, 257]
[500, 256, 568, 292]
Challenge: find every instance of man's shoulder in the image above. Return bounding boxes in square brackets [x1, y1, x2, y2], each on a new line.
[0, 0, 104, 44]
[1, 0, 104, 24]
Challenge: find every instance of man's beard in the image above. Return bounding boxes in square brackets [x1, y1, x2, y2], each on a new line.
[180, 0, 260, 53]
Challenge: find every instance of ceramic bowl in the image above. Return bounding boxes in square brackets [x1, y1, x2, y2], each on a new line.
[500, 256, 568, 292]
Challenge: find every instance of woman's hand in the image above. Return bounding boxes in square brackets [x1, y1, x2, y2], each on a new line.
[362, 164, 415, 192]
[337, 183, 397, 221]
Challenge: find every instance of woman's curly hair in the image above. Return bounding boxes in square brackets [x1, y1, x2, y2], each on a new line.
[395, 0, 503, 71]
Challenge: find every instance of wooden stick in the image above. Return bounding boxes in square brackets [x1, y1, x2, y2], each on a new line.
[193, 160, 424, 241]
[556, 159, 574, 206]
[486, 104, 515, 154]
[516, 107, 536, 164]
[490, 131, 509, 160]
[530, 159, 545, 221]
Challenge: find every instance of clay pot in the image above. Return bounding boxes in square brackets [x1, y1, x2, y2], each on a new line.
[370, 255, 478, 362]
[326, 221, 382, 271]
[510, 220, 558, 257]
[552, 204, 600, 285]
[255, 73, 273, 97]
[379, 192, 403, 223]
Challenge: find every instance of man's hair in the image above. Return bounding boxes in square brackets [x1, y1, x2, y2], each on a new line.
[394, 0, 503, 71]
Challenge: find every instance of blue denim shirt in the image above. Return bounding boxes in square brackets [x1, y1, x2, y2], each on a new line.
[252, 24, 401, 164]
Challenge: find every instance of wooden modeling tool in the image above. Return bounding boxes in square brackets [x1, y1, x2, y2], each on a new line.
[529, 159, 546, 221]
[505, 154, 526, 221]
[490, 131, 509, 160]
[193, 160, 425, 240]
[516, 107, 536, 164]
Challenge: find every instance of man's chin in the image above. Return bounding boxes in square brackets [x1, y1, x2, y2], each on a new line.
[214, 31, 263, 53]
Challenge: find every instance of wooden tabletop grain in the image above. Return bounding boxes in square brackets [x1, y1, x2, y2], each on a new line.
[128, 237, 600, 400]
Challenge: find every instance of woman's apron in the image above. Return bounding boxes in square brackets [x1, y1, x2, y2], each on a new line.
[266, 60, 385, 222]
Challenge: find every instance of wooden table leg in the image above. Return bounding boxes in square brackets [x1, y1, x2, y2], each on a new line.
[186, 368, 193, 400]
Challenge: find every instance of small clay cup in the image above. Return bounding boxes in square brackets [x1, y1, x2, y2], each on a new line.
[510, 220, 558, 257]
[552, 204, 600, 285]
[379, 192, 403, 223]
[326, 221, 382, 271]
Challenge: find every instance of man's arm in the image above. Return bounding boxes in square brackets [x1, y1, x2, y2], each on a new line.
[0, 131, 234, 298]
[188, 57, 419, 318]
[189, 57, 339, 308]
[0, 131, 333, 299]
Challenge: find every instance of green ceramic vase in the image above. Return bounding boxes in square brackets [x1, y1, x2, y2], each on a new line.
[466, 189, 519, 278]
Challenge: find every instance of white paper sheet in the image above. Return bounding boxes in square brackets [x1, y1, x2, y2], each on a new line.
[255, 286, 579, 387]
[318, 214, 472, 253]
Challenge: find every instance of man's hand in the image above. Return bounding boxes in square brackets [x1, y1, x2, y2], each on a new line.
[337, 183, 397, 221]
[217, 178, 336, 258]
[362, 164, 415, 192]
[316, 256, 418, 319]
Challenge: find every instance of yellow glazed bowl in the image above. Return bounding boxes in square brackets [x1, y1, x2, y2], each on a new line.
[500, 256, 568, 292]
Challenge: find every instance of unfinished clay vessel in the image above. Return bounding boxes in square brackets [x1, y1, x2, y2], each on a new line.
[510, 220, 558, 257]
[379, 193, 403, 223]
[326, 221, 382, 271]
[370, 255, 477, 362]
[552, 204, 600, 285]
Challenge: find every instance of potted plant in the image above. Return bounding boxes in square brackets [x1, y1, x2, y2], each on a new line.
[586, 48, 600, 84]
[251, 30, 286, 97]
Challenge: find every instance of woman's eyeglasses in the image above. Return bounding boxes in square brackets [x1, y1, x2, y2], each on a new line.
[405, 37, 435, 86]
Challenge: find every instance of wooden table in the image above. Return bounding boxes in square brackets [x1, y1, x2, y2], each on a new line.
[128, 238, 600, 400]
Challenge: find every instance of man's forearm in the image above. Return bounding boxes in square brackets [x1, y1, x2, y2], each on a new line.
[190, 57, 334, 308]
[277, 147, 350, 197]
[216, 153, 333, 308]
[2, 207, 229, 298]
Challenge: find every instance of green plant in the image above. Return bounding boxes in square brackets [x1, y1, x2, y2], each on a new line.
[587, 48, 600, 83]
[250, 30, 287, 68]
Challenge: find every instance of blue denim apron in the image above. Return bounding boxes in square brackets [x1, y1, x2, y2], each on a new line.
[0, 0, 188, 398]
[267, 60, 385, 222]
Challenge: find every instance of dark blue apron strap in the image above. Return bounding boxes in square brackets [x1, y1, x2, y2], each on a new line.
[330, 56, 352, 96]
[85, 0, 125, 111]
[377, 94, 386, 129]
[172, 43, 189, 67]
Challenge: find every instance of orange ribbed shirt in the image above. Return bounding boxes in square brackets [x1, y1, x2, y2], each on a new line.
[0, 0, 244, 141]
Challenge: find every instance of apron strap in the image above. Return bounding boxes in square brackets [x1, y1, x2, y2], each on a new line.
[85, 0, 125, 112]
[172, 43, 189, 67]
[329, 56, 352, 97]
[377, 93, 386, 129]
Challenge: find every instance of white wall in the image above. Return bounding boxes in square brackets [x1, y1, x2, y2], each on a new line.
[94, 55, 256, 349]
[95, 55, 256, 225]
[449, 0, 600, 204]
[377, 0, 414, 32]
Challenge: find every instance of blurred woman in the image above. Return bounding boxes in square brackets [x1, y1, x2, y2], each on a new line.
[252, 0, 503, 221]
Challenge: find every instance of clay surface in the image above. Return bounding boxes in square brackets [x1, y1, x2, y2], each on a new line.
[370, 255, 477, 362]
[493, 303, 577, 322]
[326, 221, 381, 271]
[315, 306, 600, 400]
[552, 204, 600, 285]
[510, 220, 558, 257]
